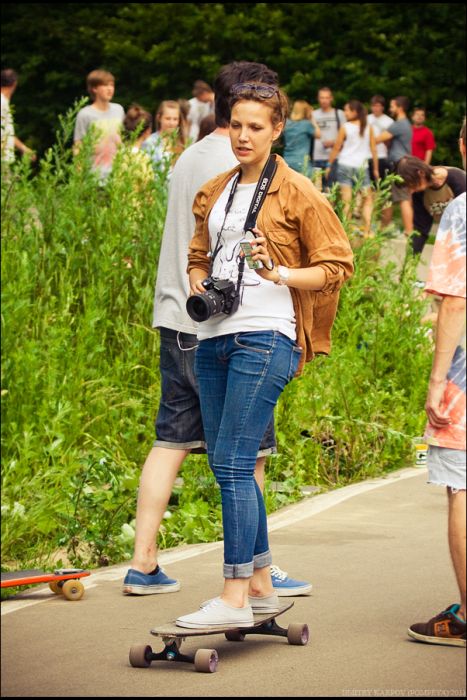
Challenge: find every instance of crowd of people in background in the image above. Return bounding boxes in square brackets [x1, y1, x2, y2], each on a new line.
[2, 65, 463, 256]
[1, 59, 465, 649]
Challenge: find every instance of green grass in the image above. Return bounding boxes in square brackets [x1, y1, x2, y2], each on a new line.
[1, 106, 433, 571]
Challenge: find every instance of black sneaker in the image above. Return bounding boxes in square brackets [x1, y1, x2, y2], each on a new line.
[408, 604, 466, 647]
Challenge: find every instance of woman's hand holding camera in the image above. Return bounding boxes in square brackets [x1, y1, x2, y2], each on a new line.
[250, 227, 279, 283]
[189, 269, 208, 296]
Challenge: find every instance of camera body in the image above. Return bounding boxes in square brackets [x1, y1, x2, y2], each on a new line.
[186, 277, 240, 322]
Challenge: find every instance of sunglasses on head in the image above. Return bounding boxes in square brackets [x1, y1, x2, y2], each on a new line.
[231, 83, 278, 99]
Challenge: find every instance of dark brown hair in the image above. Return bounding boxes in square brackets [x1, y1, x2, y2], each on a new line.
[1, 69, 18, 87]
[192, 80, 212, 98]
[395, 155, 433, 189]
[347, 100, 367, 137]
[213, 61, 279, 128]
[123, 104, 152, 135]
[393, 96, 410, 113]
[370, 95, 385, 107]
[197, 113, 216, 141]
[229, 84, 289, 127]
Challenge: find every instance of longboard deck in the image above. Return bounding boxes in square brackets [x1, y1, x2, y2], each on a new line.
[1, 568, 90, 588]
[150, 602, 294, 638]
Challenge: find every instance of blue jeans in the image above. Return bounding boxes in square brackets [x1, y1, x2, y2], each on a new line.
[195, 331, 302, 578]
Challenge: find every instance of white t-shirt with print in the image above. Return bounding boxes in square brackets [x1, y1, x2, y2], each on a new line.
[196, 177, 296, 342]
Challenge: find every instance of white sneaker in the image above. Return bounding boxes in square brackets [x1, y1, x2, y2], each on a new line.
[176, 597, 254, 629]
[248, 593, 280, 613]
[200, 593, 280, 614]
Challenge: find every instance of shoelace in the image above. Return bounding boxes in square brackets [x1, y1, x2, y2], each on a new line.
[270, 565, 288, 581]
[201, 598, 221, 612]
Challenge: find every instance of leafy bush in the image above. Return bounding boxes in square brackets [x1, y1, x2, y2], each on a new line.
[1, 107, 432, 569]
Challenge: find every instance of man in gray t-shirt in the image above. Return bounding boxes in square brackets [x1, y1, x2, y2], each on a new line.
[386, 117, 412, 164]
[376, 96, 414, 236]
[312, 87, 345, 190]
[152, 132, 237, 334]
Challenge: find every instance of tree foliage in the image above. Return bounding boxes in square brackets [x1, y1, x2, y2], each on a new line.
[1, 3, 465, 161]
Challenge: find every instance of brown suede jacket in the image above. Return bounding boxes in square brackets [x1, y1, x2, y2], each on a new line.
[187, 155, 354, 374]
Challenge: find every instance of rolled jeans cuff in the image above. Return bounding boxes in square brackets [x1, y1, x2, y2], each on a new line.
[254, 549, 273, 570]
[224, 550, 272, 578]
[223, 550, 272, 579]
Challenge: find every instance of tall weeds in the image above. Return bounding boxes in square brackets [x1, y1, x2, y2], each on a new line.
[1, 108, 432, 569]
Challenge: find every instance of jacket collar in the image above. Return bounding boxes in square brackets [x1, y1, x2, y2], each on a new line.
[227, 153, 288, 194]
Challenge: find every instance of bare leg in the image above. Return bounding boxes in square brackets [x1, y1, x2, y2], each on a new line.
[381, 205, 393, 228]
[131, 452, 267, 575]
[447, 488, 466, 619]
[254, 456, 266, 493]
[250, 564, 275, 597]
[222, 578, 251, 608]
[222, 566, 274, 608]
[340, 184, 353, 222]
[130, 446, 189, 573]
[361, 187, 374, 236]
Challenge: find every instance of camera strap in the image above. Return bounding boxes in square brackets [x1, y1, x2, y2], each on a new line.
[243, 154, 278, 234]
[210, 154, 278, 274]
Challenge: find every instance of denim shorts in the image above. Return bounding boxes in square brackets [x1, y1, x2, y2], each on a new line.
[336, 163, 371, 188]
[154, 327, 277, 455]
[427, 445, 466, 492]
[391, 181, 411, 203]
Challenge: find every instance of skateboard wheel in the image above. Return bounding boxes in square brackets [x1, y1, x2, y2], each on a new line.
[194, 648, 218, 673]
[224, 630, 245, 642]
[49, 581, 62, 595]
[129, 644, 153, 668]
[61, 579, 85, 601]
[287, 623, 309, 646]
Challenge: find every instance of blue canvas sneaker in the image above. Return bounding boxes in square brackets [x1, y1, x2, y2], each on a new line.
[122, 566, 181, 595]
[270, 565, 312, 596]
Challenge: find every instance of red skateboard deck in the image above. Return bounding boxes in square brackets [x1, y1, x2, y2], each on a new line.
[1, 568, 90, 600]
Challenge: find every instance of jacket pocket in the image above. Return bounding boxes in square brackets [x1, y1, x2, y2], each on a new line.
[267, 228, 301, 264]
[267, 228, 300, 246]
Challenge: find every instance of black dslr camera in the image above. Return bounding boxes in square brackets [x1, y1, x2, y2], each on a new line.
[186, 277, 240, 322]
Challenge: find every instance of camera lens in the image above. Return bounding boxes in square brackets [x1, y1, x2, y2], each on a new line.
[187, 289, 225, 322]
[186, 294, 212, 322]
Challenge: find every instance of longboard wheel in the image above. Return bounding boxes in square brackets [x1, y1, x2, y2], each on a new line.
[61, 579, 85, 601]
[129, 644, 153, 668]
[225, 630, 245, 642]
[194, 648, 218, 673]
[287, 622, 309, 646]
[49, 581, 62, 595]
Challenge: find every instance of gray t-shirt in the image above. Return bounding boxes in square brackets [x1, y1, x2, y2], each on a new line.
[73, 102, 125, 178]
[387, 117, 412, 163]
[312, 108, 345, 161]
[152, 132, 238, 333]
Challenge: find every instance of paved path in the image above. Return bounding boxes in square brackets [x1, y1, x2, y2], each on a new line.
[2, 468, 465, 697]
